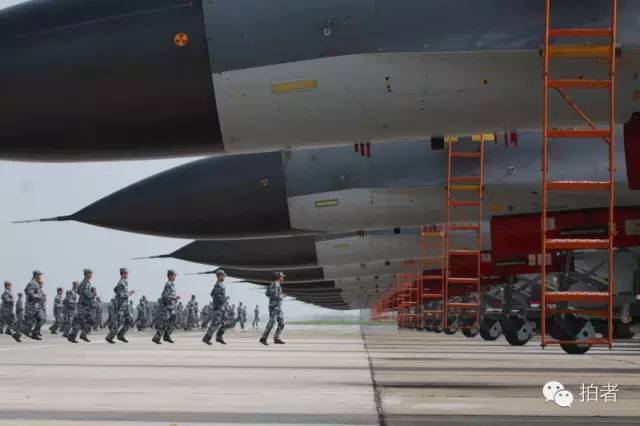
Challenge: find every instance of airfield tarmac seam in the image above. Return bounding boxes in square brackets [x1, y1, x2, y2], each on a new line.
[362, 326, 387, 426]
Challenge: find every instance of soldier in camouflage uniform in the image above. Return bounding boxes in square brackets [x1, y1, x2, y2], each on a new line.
[202, 270, 228, 345]
[49, 287, 64, 334]
[226, 303, 236, 330]
[200, 303, 211, 329]
[252, 305, 260, 329]
[61, 284, 78, 338]
[136, 296, 148, 330]
[94, 297, 104, 330]
[237, 302, 246, 330]
[152, 270, 179, 344]
[186, 295, 198, 330]
[176, 300, 185, 330]
[15, 293, 24, 332]
[106, 268, 135, 344]
[193, 297, 200, 329]
[68, 269, 95, 343]
[260, 272, 286, 345]
[23, 270, 45, 340]
[1, 282, 21, 342]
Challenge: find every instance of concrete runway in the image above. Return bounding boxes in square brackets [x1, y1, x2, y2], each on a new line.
[0, 325, 638, 425]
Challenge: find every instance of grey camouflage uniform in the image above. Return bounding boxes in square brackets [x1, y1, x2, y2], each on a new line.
[49, 291, 64, 334]
[15, 294, 24, 331]
[68, 278, 95, 341]
[23, 279, 45, 338]
[1, 287, 21, 339]
[153, 280, 177, 341]
[61, 290, 76, 337]
[252, 306, 260, 329]
[203, 280, 227, 343]
[106, 278, 133, 341]
[261, 282, 285, 341]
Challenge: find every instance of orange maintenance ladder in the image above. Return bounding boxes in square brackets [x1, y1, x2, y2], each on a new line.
[444, 134, 489, 330]
[396, 266, 419, 328]
[419, 226, 446, 329]
[541, 0, 618, 348]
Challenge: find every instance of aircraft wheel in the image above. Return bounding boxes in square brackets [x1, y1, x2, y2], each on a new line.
[444, 325, 457, 335]
[433, 323, 444, 334]
[614, 321, 635, 339]
[552, 315, 595, 355]
[479, 317, 502, 341]
[501, 316, 534, 346]
[462, 327, 479, 338]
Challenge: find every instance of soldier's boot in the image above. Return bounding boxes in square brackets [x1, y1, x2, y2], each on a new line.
[215, 330, 226, 345]
[152, 330, 162, 344]
[79, 332, 90, 343]
[105, 330, 116, 344]
[116, 332, 128, 343]
[202, 332, 213, 345]
[259, 336, 269, 346]
[274, 337, 285, 344]
[12, 332, 21, 343]
[67, 330, 79, 343]
[163, 332, 175, 344]
[30, 332, 42, 341]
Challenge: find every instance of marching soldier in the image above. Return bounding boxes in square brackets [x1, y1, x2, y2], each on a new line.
[1, 282, 21, 342]
[252, 305, 260, 329]
[152, 270, 179, 344]
[67, 269, 95, 343]
[260, 272, 286, 345]
[94, 297, 103, 330]
[106, 268, 135, 344]
[15, 293, 24, 332]
[49, 287, 64, 334]
[136, 296, 148, 330]
[238, 302, 247, 330]
[202, 270, 228, 345]
[61, 284, 78, 338]
[23, 270, 45, 340]
[176, 300, 185, 330]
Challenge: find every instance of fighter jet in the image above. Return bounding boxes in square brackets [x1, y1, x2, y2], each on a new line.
[1, 1, 639, 161]
[191, 261, 409, 284]
[136, 229, 445, 269]
[18, 128, 637, 239]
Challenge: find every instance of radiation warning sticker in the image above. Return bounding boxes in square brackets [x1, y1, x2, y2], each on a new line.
[174, 33, 189, 47]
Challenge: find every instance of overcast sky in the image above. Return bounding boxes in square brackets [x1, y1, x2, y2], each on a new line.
[0, 0, 350, 319]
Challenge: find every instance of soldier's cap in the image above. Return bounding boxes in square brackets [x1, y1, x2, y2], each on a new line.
[275, 272, 286, 278]
[4, 281, 11, 287]
[57, 287, 63, 292]
[216, 269, 226, 276]
[167, 269, 177, 276]
[32, 270, 43, 276]
[83, 268, 93, 274]
[120, 267, 128, 274]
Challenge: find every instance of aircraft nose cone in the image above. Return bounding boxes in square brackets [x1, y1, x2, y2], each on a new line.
[0, 0, 222, 161]
[169, 236, 319, 268]
[70, 153, 292, 239]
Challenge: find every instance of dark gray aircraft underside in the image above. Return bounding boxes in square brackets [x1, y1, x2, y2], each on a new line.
[1, 0, 640, 160]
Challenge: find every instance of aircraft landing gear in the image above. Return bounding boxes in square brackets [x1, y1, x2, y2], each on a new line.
[479, 317, 502, 341]
[614, 321, 635, 339]
[501, 315, 534, 346]
[462, 327, 479, 338]
[551, 315, 597, 355]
